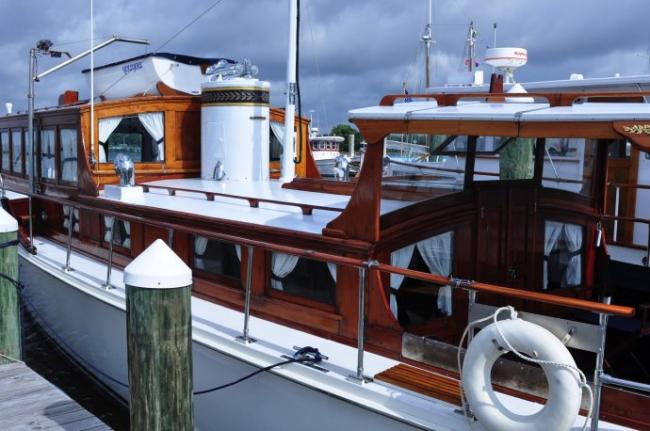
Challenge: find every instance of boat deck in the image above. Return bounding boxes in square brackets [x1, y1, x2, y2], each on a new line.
[0, 362, 110, 430]
[98, 178, 411, 234]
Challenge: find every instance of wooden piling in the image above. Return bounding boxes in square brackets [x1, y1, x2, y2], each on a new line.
[124, 239, 193, 431]
[0, 207, 19, 365]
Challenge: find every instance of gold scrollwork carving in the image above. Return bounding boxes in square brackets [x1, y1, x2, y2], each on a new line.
[623, 124, 650, 135]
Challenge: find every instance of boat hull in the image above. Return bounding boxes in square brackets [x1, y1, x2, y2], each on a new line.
[19, 255, 420, 431]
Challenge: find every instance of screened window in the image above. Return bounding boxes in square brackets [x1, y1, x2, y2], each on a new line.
[60, 128, 77, 183]
[270, 253, 335, 305]
[542, 138, 596, 197]
[0, 130, 8, 172]
[11, 130, 22, 174]
[103, 216, 131, 249]
[382, 134, 467, 201]
[40, 129, 56, 179]
[99, 113, 164, 163]
[543, 221, 583, 290]
[193, 236, 241, 281]
[473, 137, 536, 181]
[389, 231, 454, 326]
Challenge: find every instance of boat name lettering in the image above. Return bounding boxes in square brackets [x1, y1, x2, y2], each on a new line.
[122, 62, 143, 75]
[623, 124, 650, 135]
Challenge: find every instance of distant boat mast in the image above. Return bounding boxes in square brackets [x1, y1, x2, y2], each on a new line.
[466, 21, 477, 72]
[421, 0, 433, 88]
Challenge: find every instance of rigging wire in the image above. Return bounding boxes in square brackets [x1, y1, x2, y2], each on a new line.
[304, 1, 329, 132]
[293, 0, 303, 164]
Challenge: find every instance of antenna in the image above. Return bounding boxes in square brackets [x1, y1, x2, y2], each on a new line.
[421, 0, 433, 88]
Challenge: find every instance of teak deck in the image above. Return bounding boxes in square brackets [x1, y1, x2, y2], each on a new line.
[0, 362, 110, 430]
[375, 363, 463, 406]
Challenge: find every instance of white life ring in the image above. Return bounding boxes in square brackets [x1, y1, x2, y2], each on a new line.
[461, 318, 582, 431]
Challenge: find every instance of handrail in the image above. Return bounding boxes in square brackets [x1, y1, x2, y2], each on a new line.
[607, 182, 650, 191]
[142, 184, 344, 216]
[371, 262, 636, 317]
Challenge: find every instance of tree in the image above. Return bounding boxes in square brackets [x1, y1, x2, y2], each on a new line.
[329, 123, 363, 153]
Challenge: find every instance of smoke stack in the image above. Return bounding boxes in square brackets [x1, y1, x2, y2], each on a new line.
[4, 103, 12, 115]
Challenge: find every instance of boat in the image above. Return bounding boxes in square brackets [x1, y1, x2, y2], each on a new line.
[309, 135, 345, 178]
[3, 4, 650, 431]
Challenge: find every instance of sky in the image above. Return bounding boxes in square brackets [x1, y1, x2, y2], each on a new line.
[0, 0, 649, 132]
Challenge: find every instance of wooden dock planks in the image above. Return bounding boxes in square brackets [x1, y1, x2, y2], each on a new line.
[0, 362, 111, 430]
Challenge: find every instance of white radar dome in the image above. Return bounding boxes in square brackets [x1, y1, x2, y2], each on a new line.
[484, 48, 528, 84]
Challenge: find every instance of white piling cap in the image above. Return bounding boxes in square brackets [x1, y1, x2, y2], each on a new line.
[124, 239, 192, 289]
[0, 207, 18, 233]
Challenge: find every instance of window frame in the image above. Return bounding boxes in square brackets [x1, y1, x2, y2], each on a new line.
[190, 236, 243, 290]
[0, 129, 9, 173]
[39, 127, 58, 182]
[97, 112, 166, 166]
[58, 127, 79, 186]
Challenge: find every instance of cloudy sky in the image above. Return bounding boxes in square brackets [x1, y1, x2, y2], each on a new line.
[1, 0, 649, 131]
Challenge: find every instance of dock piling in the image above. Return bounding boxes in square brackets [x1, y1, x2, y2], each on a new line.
[0, 207, 19, 364]
[124, 239, 194, 430]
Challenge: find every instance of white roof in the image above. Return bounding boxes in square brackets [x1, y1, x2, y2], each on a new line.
[350, 101, 650, 123]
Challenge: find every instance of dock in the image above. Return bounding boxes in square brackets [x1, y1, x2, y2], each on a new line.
[0, 362, 111, 430]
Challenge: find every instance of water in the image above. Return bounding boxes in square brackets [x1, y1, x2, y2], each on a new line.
[21, 306, 130, 430]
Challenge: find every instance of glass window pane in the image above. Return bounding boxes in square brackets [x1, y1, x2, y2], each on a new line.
[0, 131, 9, 172]
[193, 236, 241, 281]
[11, 130, 22, 174]
[60, 128, 77, 183]
[473, 137, 536, 181]
[543, 221, 583, 290]
[101, 114, 164, 163]
[270, 253, 335, 305]
[40, 129, 56, 179]
[103, 216, 131, 249]
[542, 138, 596, 197]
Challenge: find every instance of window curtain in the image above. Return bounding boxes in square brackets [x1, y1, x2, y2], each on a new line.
[563, 224, 583, 285]
[543, 221, 565, 289]
[103, 216, 114, 242]
[194, 236, 209, 256]
[40, 131, 56, 179]
[60, 129, 77, 182]
[270, 122, 285, 160]
[63, 206, 79, 233]
[138, 112, 165, 161]
[327, 263, 337, 282]
[12, 131, 22, 173]
[122, 221, 131, 248]
[235, 244, 241, 261]
[98, 116, 123, 162]
[416, 231, 454, 316]
[389, 244, 415, 317]
[271, 252, 299, 291]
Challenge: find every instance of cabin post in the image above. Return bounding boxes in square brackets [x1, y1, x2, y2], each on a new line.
[124, 239, 193, 431]
[0, 207, 20, 364]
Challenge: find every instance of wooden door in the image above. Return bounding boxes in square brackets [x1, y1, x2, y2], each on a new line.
[476, 184, 537, 290]
[605, 145, 639, 245]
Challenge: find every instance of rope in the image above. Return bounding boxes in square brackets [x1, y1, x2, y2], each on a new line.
[457, 306, 594, 431]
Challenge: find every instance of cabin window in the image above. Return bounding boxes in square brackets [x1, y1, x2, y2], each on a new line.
[382, 134, 467, 200]
[269, 253, 336, 305]
[542, 138, 596, 197]
[270, 121, 284, 162]
[40, 129, 56, 180]
[103, 216, 131, 249]
[0, 130, 8, 172]
[193, 236, 241, 281]
[98, 113, 165, 163]
[607, 139, 631, 159]
[473, 137, 536, 182]
[543, 221, 583, 290]
[62, 206, 80, 233]
[389, 231, 454, 325]
[11, 130, 22, 174]
[60, 128, 77, 183]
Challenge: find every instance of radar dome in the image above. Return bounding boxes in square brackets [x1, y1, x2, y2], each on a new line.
[484, 48, 528, 83]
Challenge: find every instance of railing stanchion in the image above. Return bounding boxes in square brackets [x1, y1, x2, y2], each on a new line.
[646, 227, 650, 267]
[238, 245, 255, 343]
[103, 216, 115, 289]
[467, 289, 477, 344]
[63, 207, 74, 271]
[613, 186, 620, 242]
[591, 296, 611, 431]
[349, 264, 371, 384]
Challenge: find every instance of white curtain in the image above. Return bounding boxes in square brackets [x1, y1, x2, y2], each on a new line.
[235, 244, 241, 261]
[63, 206, 79, 233]
[543, 221, 565, 290]
[103, 216, 114, 242]
[60, 129, 77, 182]
[563, 224, 583, 285]
[417, 231, 454, 316]
[389, 244, 415, 317]
[270, 122, 285, 145]
[98, 116, 122, 162]
[327, 263, 337, 282]
[123, 221, 131, 248]
[194, 236, 208, 256]
[40, 131, 56, 179]
[271, 252, 299, 291]
[138, 112, 165, 161]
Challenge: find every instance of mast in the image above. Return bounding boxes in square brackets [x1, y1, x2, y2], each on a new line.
[280, 0, 298, 182]
[467, 21, 477, 72]
[421, 0, 433, 88]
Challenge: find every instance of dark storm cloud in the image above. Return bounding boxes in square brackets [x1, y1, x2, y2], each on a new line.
[1, 0, 649, 131]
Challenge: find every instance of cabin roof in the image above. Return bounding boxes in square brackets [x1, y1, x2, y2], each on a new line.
[349, 100, 650, 123]
[100, 179, 411, 235]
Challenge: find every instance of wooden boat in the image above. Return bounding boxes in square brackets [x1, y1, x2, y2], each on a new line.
[3, 61, 650, 429]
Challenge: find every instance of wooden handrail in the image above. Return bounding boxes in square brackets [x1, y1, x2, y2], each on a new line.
[372, 262, 636, 317]
[608, 182, 650, 191]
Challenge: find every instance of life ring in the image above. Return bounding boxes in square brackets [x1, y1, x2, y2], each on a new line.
[461, 318, 582, 431]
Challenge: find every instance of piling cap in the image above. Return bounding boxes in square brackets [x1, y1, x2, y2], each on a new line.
[124, 239, 192, 289]
[0, 207, 18, 233]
